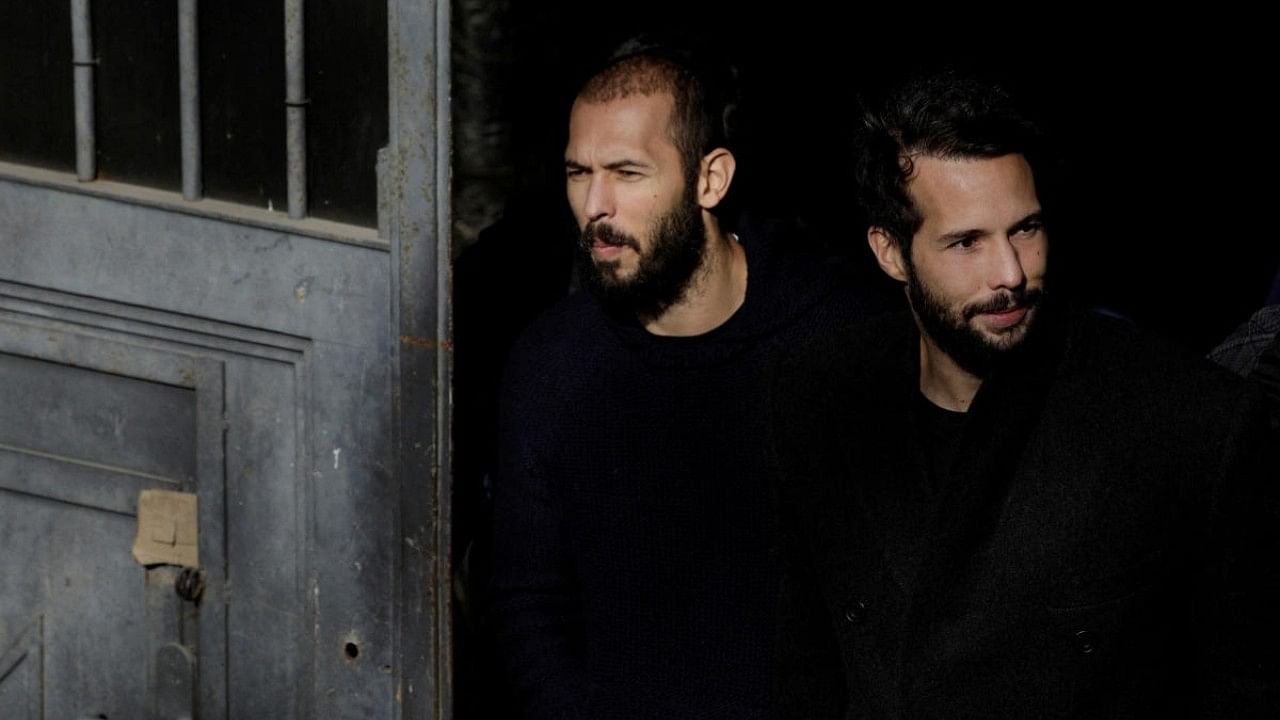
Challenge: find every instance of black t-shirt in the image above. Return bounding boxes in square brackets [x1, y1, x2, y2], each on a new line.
[915, 392, 967, 494]
[879, 393, 970, 591]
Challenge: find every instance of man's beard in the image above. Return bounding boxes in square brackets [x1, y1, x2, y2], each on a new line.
[905, 257, 1045, 377]
[576, 189, 706, 323]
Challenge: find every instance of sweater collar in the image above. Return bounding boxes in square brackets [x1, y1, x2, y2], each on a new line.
[599, 217, 840, 367]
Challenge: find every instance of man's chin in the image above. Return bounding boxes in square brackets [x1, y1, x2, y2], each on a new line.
[969, 325, 1028, 354]
[592, 263, 637, 288]
[967, 316, 1045, 365]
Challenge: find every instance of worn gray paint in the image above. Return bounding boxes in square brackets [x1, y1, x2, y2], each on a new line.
[0, 353, 197, 480]
[70, 0, 95, 181]
[285, 0, 307, 219]
[0, 0, 450, 712]
[387, 0, 453, 717]
[0, 276, 231, 718]
[0, 615, 44, 719]
[0, 179, 397, 717]
[0, 0, 452, 707]
[178, 0, 201, 201]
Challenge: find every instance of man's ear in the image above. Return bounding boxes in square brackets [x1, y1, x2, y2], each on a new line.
[696, 148, 736, 210]
[867, 227, 909, 283]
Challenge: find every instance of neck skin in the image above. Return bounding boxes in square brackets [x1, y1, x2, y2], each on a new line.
[917, 331, 983, 412]
[644, 215, 747, 337]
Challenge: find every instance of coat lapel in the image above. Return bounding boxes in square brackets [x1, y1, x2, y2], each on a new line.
[903, 312, 1065, 643]
[851, 325, 931, 597]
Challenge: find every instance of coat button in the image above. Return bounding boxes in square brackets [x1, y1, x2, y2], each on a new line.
[843, 599, 868, 625]
[1074, 630, 1096, 655]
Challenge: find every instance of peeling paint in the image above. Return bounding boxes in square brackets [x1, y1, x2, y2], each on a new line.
[398, 334, 453, 351]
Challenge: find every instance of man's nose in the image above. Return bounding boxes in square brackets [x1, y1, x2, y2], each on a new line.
[987, 236, 1027, 291]
[582, 175, 614, 224]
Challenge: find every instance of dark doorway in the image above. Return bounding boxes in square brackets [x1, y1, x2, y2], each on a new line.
[450, 6, 1279, 717]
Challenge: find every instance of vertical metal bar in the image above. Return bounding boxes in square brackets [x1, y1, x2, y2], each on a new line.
[433, 0, 454, 716]
[284, 0, 307, 218]
[376, 146, 390, 239]
[178, 0, 202, 200]
[389, 0, 452, 717]
[71, 0, 95, 182]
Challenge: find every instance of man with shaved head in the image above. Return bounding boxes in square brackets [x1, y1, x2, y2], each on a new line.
[489, 38, 871, 719]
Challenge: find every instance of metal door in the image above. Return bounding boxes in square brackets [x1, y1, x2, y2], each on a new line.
[0, 1, 451, 718]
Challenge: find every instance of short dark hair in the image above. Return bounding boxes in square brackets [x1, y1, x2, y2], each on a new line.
[576, 36, 739, 186]
[856, 69, 1050, 250]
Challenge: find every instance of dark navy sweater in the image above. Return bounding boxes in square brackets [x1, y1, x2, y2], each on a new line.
[490, 224, 875, 719]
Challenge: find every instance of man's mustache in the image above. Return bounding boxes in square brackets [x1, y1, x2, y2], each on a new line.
[581, 222, 641, 253]
[963, 287, 1044, 320]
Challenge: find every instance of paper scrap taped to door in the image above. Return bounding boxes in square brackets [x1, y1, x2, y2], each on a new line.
[132, 490, 199, 568]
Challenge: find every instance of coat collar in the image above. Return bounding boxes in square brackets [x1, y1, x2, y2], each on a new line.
[847, 307, 1067, 605]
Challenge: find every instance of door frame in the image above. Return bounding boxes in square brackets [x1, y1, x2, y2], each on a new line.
[388, 1, 453, 718]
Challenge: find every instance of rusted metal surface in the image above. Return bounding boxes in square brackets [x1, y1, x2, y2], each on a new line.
[388, 0, 453, 717]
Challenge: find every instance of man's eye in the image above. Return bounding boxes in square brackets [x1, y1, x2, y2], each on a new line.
[1013, 223, 1043, 238]
[616, 169, 641, 179]
[949, 237, 977, 250]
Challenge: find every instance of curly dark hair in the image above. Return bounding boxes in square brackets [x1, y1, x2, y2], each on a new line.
[856, 69, 1050, 251]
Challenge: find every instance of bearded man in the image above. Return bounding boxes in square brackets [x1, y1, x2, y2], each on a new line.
[489, 38, 871, 719]
[770, 70, 1280, 719]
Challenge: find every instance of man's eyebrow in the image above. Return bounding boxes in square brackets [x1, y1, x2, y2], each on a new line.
[1007, 211, 1045, 233]
[936, 228, 984, 245]
[933, 212, 1045, 245]
[602, 159, 651, 171]
[564, 159, 652, 172]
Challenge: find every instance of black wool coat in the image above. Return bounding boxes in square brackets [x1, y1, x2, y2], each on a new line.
[770, 309, 1280, 719]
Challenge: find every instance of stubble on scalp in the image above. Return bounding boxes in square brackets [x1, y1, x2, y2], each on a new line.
[577, 56, 702, 186]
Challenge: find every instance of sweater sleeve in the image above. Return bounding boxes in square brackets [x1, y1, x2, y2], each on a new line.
[489, 343, 587, 720]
